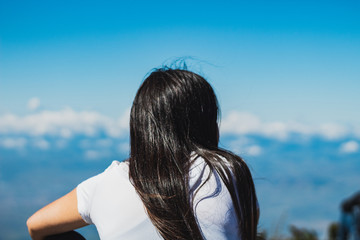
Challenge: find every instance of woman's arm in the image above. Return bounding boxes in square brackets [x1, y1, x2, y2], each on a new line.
[26, 188, 88, 240]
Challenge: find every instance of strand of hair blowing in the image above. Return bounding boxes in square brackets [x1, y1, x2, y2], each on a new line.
[129, 68, 258, 240]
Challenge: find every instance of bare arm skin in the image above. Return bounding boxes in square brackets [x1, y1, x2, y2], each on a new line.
[26, 188, 88, 240]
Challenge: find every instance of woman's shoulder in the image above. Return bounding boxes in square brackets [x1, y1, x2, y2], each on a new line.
[77, 160, 130, 200]
[188, 153, 229, 195]
[104, 160, 129, 176]
[189, 152, 231, 177]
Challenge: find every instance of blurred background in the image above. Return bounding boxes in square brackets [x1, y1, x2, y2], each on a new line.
[1, 0, 360, 239]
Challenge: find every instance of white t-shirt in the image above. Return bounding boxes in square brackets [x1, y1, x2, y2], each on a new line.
[77, 157, 240, 240]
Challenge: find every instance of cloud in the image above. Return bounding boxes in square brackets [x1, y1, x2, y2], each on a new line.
[0, 137, 54, 151]
[84, 150, 109, 160]
[79, 138, 113, 149]
[27, 97, 40, 111]
[225, 137, 262, 156]
[246, 145, 262, 156]
[95, 139, 113, 148]
[0, 109, 357, 143]
[32, 138, 50, 150]
[226, 136, 250, 154]
[221, 111, 354, 140]
[339, 141, 359, 154]
[0, 108, 129, 138]
[220, 111, 303, 140]
[0, 137, 27, 149]
[220, 112, 261, 134]
[318, 123, 348, 140]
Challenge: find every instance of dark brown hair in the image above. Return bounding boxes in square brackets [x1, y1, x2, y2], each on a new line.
[129, 68, 258, 239]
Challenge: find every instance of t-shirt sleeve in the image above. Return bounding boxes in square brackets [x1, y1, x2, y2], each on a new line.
[76, 161, 121, 224]
[76, 173, 102, 224]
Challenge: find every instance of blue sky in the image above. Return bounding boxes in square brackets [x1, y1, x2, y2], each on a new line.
[1, 0, 360, 123]
[1, 0, 360, 239]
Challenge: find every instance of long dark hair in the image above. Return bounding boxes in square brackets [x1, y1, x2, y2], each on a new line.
[129, 68, 258, 240]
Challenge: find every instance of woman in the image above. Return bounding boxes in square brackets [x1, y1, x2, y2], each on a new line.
[27, 68, 259, 240]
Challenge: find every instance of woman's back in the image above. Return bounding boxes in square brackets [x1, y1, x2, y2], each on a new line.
[128, 69, 258, 239]
[77, 155, 241, 240]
